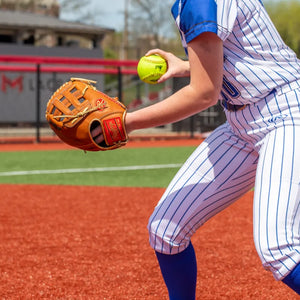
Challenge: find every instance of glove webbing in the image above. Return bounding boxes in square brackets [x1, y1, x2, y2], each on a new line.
[53, 100, 107, 124]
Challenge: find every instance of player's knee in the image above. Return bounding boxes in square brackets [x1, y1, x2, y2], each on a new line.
[147, 218, 190, 254]
[254, 237, 300, 280]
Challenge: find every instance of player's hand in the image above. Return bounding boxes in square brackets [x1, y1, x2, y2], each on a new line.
[145, 49, 190, 83]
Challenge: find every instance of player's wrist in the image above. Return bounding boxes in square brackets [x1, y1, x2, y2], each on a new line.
[125, 111, 156, 133]
[124, 112, 136, 134]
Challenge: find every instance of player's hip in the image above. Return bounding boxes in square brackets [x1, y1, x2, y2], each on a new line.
[224, 87, 300, 147]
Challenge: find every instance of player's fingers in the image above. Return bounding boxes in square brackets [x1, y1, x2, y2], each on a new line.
[91, 126, 102, 137]
[93, 134, 104, 144]
[91, 126, 105, 144]
[156, 71, 172, 83]
[157, 61, 184, 83]
[145, 48, 168, 59]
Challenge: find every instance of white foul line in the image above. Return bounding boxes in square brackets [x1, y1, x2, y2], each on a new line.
[0, 164, 182, 177]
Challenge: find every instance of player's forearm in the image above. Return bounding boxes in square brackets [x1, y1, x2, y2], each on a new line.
[125, 85, 218, 133]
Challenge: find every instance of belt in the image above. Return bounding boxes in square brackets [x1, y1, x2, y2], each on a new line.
[221, 100, 247, 112]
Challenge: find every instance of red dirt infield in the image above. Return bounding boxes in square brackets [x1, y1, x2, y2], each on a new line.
[0, 137, 203, 152]
[0, 139, 297, 299]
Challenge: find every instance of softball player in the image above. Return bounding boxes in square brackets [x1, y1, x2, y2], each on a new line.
[93, 0, 300, 298]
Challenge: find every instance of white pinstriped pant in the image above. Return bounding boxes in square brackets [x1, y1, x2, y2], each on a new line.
[148, 86, 300, 280]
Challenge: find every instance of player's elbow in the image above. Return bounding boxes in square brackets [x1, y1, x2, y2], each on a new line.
[203, 90, 219, 107]
[190, 84, 220, 109]
[190, 76, 222, 108]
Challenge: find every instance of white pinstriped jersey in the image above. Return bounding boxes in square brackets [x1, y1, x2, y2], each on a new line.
[171, 0, 300, 105]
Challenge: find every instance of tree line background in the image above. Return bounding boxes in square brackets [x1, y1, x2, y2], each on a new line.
[59, 0, 300, 60]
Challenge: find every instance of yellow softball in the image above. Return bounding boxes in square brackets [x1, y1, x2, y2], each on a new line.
[137, 54, 168, 84]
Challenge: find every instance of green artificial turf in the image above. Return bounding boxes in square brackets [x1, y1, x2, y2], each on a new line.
[0, 146, 197, 188]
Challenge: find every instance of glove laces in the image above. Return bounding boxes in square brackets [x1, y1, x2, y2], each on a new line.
[54, 100, 107, 124]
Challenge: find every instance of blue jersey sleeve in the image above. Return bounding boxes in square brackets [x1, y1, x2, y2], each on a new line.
[171, 0, 218, 44]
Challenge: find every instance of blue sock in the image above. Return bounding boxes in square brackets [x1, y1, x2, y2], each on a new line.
[155, 242, 197, 300]
[283, 263, 300, 294]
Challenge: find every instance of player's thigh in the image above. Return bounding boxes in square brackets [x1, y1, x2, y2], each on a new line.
[253, 125, 300, 279]
[148, 123, 258, 254]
